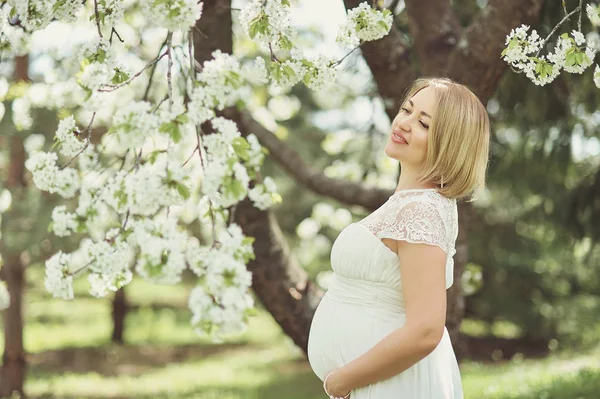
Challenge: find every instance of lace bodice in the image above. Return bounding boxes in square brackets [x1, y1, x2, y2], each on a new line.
[360, 189, 457, 252]
[356, 188, 458, 287]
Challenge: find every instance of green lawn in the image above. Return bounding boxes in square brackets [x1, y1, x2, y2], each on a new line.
[1, 269, 599, 398]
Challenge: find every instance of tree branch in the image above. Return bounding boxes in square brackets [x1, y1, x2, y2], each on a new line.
[342, 0, 416, 120]
[447, 0, 545, 101]
[404, 0, 462, 75]
[239, 111, 391, 210]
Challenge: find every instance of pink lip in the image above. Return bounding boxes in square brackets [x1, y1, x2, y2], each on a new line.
[392, 129, 408, 144]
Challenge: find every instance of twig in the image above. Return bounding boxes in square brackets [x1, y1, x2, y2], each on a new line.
[182, 145, 199, 167]
[110, 27, 124, 44]
[578, 0, 583, 32]
[92, 0, 103, 38]
[269, 42, 280, 62]
[98, 51, 168, 92]
[333, 44, 362, 67]
[196, 128, 217, 243]
[60, 112, 97, 170]
[71, 260, 94, 277]
[166, 31, 174, 110]
[142, 38, 169, 101]
[536, 6, 580, 57]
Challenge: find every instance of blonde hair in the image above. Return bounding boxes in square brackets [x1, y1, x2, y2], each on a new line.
[402, 77, 490, 201]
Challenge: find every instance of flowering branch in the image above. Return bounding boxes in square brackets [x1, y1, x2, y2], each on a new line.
[98, 51, 169, 92]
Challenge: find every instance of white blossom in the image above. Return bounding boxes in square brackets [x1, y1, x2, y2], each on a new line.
[246, 134, 265, 169]
[24, 134, 46, 154]
[83, 235, 133, 297]
[242, 57, 269, 86]
[336, 3, 393, 48]
[110, 101, 159, 149]
[502, 25, 542, 69]
[55, 115, 86, 157]
[594, 65, 600, 88]
[142, 0, 203, 31]
[7, 0, 54, 31]
[131, 216, 189, 284]
[97, 0, 126, 27]
[12, 97, 33, 131]
[572, 30, 586, 46]
[51, 205, 79, 237]
[53, 0, 84, 23]
[197, 50, 246, 110]
[45, 251, 75, 300]
[239, 0, 296, 51]
[0, 77, 9, 101]
[301, 53, 337, 91]
[0, 282, 10, 310]
[248, 177, 280, 210]
[587, 4, 600, 27]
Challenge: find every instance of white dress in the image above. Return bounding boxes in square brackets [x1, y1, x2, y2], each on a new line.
[307, 188, 464, 398]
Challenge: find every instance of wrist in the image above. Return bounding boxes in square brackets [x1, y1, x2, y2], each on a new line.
[324, 369, 352, 398]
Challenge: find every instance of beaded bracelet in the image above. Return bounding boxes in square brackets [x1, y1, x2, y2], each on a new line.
[323, 372, 351, 399]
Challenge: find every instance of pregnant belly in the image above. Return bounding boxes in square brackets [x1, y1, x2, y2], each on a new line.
[307, 293, 407, 380]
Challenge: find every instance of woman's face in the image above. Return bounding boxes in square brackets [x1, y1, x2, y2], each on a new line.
[385, 86, 437, 167]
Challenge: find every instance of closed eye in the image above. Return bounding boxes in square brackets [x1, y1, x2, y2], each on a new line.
[400, 107, 429, 129]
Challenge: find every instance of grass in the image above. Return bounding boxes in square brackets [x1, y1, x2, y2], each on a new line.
[1, 267, 599, 398]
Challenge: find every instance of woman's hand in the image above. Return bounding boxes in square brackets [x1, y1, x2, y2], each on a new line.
[323, 369, 352, 399]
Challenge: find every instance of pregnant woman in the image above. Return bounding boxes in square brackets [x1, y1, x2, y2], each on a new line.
[307, 77, 490, 399]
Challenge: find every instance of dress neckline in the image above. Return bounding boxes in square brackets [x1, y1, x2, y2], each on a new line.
[391, 188, 438, 195]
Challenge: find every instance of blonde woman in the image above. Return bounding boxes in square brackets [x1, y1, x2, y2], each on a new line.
[307, 77, 490, 399]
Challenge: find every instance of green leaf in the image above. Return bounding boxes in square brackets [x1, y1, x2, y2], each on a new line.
[279, 35, 293, 51]
[282, 64, 296, 78]
[232, 137, 250, 160]
[303, 72, 312, 85]
[249, 20, 260, 39]
[176, 183, 191, 200]
[159, 122, 182, 143]
[148, 150, 161, 164]
[111, 70, 129, 85]
[281, 0, 291, 6]
[378, 20, 389, 30]
[175, 113, 189, 124]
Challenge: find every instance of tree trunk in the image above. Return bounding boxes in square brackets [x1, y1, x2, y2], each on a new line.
[193, 1, 325, 353]
[193, 0, 546, 356]
[0, 55, 29, 398]
[111, 289, 127, 344]
[0, 254, 26, 398]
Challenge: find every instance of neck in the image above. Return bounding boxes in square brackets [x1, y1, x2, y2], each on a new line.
[396, 164, 437, 192]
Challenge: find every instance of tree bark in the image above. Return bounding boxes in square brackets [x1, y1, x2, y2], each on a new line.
[239, 111, 391, 210]
[111, 289, 127, 344]
[194, 0, 325, 352]
[0, 55, 29, 398]
[193, 0, 546, 356]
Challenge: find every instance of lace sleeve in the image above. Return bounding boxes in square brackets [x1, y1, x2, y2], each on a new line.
[376, 200, 449, 253]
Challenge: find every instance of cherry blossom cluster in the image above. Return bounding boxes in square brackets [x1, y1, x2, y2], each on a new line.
[336, 2, 393, 48]
[502, 19, 598, 87]
[239, 1, 391, 93]
[1, 0, 393, 339]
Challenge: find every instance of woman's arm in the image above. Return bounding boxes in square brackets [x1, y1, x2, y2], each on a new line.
[325, 240, 448, 396]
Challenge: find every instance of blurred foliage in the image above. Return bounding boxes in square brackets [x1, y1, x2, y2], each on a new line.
[0, 0, 599, 376]
[0, 268, 597, 398]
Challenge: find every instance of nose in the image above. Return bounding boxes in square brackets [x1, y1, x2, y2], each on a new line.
[396, 118, 411, 132]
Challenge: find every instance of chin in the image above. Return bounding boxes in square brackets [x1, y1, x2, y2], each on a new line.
[384, 140, 403, 162]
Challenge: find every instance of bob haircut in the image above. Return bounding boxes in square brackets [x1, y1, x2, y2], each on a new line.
[401, 77, 490, 201]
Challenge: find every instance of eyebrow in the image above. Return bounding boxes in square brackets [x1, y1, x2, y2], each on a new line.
[408, 100, 432, 119]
